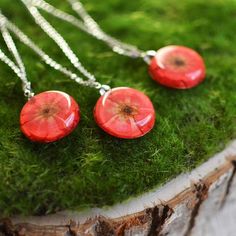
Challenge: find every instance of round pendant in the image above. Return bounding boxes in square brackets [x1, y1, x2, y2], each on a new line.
[20, 91, 80, 143]
[94, 87, 155, 139]
[149, 45, 206, 89]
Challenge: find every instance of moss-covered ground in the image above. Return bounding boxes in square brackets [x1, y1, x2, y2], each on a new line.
[0, 0, 236, 216]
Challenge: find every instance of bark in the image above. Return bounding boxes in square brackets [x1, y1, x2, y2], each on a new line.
[1, 146, 236, 236]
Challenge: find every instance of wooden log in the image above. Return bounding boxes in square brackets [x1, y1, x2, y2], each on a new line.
[1, 144, 236, 236]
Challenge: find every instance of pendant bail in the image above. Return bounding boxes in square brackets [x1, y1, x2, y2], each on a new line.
[99, 84, 111, 96]
[23, 81, 34, 99]
[143, 50, 157, 65]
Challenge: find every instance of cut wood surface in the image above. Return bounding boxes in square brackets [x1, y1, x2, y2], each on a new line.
[1, 141, 236, 236]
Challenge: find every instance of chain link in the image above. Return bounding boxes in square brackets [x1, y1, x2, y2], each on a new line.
[21, 0, 149, 59]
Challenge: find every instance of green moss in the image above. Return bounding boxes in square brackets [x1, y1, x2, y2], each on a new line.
[0, 0, 236, 216]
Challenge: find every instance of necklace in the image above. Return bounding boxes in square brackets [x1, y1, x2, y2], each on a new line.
[0, 13, 80, 143]
[1, 11, 155, 139]
[21, 0, 206, 89]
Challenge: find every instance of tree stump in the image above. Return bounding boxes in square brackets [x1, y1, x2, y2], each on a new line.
[1, 142, 236, 236]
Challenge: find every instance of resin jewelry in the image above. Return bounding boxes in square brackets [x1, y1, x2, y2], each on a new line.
[0, 13, 80, 143]
[4, 11, 155, 139]
[21, 0, 206, 89]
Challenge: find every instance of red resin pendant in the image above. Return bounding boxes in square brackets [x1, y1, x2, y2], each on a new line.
[94, 87, 155, 139]
[149, 45, 206, 89]
[20, 91, 80, 143]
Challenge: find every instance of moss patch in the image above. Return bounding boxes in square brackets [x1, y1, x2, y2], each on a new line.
[0, 0, 236, 216]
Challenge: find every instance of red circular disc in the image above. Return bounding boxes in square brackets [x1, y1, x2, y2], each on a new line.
[20, 91, 80, 143]
[149, 45, 206, 89]
[94, 87, 155, 139]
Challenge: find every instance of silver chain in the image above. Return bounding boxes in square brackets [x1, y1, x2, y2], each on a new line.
[21, 0, 111, 93]
[0, 12, 111, 97]
[21, 0, 156, 62]
[0, 13, 34, 99]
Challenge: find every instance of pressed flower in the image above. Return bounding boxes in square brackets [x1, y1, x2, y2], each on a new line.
[149, 45, 206, 89]
[20, 91, 80, 142]
[94, 87, 155, 139]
